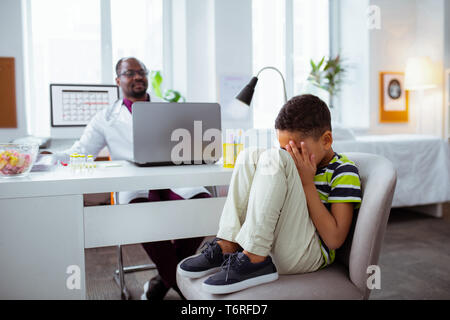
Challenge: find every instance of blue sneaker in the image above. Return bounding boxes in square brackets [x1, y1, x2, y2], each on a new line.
[177, 238, 225, 278]
[202, 252, 278, 294]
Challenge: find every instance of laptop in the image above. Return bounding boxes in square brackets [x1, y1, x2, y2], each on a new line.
[132, 102, 222, 166]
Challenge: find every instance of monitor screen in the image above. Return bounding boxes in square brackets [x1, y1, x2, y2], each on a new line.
[49, 84, 119, 139]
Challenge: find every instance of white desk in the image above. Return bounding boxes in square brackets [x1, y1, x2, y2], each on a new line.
[0, 161, 233, 299]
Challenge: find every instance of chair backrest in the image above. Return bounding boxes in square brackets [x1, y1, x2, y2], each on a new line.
[335, 152, 397, 299]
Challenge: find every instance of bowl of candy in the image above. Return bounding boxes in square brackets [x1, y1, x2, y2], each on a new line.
[0, 143, 39, 177]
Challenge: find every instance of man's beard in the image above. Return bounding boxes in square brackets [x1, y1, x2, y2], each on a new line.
[129, 83, 148, 99]
[129, 89, 147, 99]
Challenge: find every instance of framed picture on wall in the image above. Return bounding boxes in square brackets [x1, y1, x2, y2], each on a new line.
[379, 71, 409, 122]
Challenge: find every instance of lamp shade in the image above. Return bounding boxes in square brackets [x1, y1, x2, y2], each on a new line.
[404, 56, 438, 91]
[235, 77, 259, 106]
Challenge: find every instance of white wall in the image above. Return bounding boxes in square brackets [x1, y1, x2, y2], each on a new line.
[413, 0, 445, 137]
[368, 0, 418, 135]
[0, 0, 28, 141]
[170, 0, 216, 103]
[446, 1, 450, 70]
[170, 0, 253, 130]
[214, 0, 253, 130]
[368, 0, 446, 137]
[186, 0, 216, 102]
[338, 0, 370, 129]
[338, 0, 447, 137]
[444, 0, 450, 139]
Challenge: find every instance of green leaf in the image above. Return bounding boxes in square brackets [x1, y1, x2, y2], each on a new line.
[307, 54, 346, 101]
[151, 70, 163, 86]
[163, 89, 183, 103]
[150, 70, 163, 98]
[317, 56, 325, 69]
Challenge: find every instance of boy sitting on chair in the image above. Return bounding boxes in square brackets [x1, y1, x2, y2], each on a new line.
[178, 94, 362, 294]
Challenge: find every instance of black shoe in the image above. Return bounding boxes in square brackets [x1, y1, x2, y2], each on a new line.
[177, 238, 225, 278]
[140, 275, 170, 300]
[202, 252, 278, 294]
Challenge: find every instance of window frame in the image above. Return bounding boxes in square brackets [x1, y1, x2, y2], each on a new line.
[23, 0, 170, 136]
[252, 0, 333, 129]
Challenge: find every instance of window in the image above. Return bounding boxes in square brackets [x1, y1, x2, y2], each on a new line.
[26, 0, 163, 137]
[252, 0, 330, 129]
[252, 0, 286, 129]
[28, 0, 102, 136]
[292, 0, 329, 100]
[110, 0, 163, 77]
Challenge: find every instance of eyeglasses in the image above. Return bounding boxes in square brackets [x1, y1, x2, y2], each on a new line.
[119, 69, 148, 78]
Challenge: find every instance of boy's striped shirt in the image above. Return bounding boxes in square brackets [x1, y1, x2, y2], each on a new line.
[314, 152, 362, 268]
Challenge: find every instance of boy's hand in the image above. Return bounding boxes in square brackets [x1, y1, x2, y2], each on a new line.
[286, 140, 316, 186]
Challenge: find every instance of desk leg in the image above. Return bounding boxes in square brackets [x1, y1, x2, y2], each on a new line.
[0, 195, 86, 299]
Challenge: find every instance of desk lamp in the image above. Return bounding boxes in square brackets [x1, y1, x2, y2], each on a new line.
[236, 66, 287, 106]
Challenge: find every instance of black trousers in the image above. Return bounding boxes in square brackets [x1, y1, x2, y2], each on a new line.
[129, 191, 209, 288]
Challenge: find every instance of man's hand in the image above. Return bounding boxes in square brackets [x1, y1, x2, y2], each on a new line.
[285, 140, 316, 186]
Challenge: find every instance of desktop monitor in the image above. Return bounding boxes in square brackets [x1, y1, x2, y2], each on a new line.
[50, 84, 120, 139]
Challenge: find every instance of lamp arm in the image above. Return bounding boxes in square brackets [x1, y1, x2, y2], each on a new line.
[256, 66, 288, 103]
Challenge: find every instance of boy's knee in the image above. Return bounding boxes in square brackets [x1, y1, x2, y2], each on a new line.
[235, 147, 266, 166]
[234, 148, 294, 174]
[256, 148, 293, 175]
[260, 148, 292, 165]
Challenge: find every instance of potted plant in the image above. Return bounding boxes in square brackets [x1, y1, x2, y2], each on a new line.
[307, 55, 345, 109]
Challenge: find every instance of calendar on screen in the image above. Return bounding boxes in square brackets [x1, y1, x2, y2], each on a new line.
[60, 90, 109, 123]
[50, 84, 119, 127]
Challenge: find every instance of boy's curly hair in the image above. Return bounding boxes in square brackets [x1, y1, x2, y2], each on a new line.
[275, 94, 331, 140]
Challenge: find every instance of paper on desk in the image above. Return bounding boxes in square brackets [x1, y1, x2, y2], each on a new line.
[31, 154, 57, 172]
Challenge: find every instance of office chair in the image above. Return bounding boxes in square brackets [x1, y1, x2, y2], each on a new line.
[176, 152, 397, 300]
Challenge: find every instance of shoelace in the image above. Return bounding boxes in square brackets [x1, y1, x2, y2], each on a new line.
[220, 252, 242, 282]
[200, 241, 217, 261]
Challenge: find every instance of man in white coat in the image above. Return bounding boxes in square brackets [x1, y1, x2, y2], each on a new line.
[55, 57, 209, 300]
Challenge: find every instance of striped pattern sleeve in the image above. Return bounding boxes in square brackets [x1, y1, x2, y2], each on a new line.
[328, 162, 362, 208]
